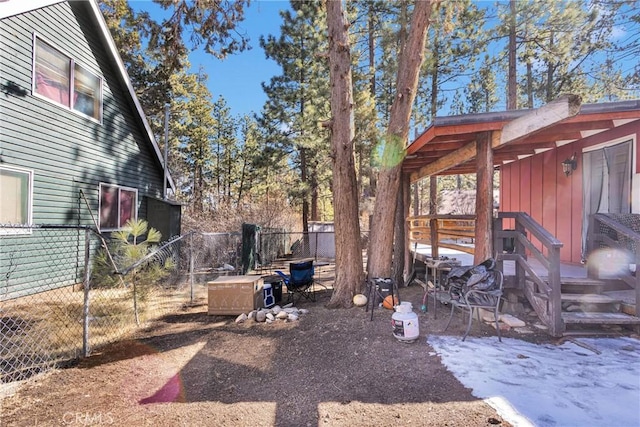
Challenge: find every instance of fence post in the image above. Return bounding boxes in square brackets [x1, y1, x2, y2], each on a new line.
[190, 232, 195, 303]
[82, 228, 91, 357]
[314, 232, 319, 261]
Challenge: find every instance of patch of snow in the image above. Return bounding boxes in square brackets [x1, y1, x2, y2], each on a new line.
[428, 335, 640, 427]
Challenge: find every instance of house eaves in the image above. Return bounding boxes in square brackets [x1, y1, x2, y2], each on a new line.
[404, 99, 640, 181]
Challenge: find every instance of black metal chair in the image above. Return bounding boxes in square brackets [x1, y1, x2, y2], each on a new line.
[275, 260, 315, 304]
[444, 269, 504, 341]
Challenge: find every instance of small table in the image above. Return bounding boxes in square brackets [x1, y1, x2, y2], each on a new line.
[424, 258, 461, 318]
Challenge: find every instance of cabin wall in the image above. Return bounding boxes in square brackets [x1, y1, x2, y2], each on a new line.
[500, 120, 640, 264]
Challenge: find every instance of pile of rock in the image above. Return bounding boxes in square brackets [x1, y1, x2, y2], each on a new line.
[234, 303, 309, 324]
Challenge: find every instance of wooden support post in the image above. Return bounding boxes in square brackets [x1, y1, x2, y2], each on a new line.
[429, 176, 438, 258]
[548, 245, 564, 336]
[474, 132, 493, 264]
[515, 217, 526, 288]
[413, 182, 419, 216]
[494, 216, 504, 272]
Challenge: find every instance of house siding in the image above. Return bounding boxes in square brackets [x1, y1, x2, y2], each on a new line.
[0, 2, 165, 299]
[500, 119, 640, 264]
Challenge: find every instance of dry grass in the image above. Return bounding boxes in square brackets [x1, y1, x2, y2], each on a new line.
[1, 280, 205, 382]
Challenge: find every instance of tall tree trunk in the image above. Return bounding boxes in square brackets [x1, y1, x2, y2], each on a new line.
[311, 173, 319, 221]
[368, 0, 436, 279]
[226, 151, 232, 203]
[546, 31, 555, 102]
[526, 59, 534, 108]
[236, 158, 246, 207]
[299, 35, 310, 247]
[430, 31, 439, 118]
[507, 0, 517, 110]
[325, 0, 364, 308]
[392, 176, 409, 288]
[216, 142, 221, 202]
[300, 146, 310, 252]
[368, 7, 376, 96]
[367, 6, 377, 197]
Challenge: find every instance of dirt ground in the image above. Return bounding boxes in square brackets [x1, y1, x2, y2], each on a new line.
[0, 284, 553, 427]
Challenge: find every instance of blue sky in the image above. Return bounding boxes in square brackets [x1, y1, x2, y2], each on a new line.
[129, 1, 639, 120]
[189, 1, 287, 118]
[130, 0, 288, 119]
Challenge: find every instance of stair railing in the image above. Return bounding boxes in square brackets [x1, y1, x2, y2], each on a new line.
[494, 212, 564, 337]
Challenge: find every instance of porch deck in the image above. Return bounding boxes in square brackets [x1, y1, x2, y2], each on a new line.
[412, 244, 636, 311]
[412, 243, 588, 278]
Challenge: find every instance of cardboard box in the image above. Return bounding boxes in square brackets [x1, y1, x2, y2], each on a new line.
[208, 275, 264, 315]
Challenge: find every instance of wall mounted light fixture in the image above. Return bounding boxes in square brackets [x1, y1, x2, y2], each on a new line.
[561, 153, 577, 177]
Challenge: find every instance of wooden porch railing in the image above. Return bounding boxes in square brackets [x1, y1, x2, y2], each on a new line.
[494, 212, 564, 337]
[588, 213, 640, 317]
[407, 214, 476, 257]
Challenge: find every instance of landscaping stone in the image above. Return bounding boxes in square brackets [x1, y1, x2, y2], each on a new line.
[500, 314, 526, 327]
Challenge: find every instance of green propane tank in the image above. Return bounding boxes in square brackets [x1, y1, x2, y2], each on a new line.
[392, 302, 419, 343]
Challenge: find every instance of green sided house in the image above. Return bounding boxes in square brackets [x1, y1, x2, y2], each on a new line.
[0, 0, 179, 299]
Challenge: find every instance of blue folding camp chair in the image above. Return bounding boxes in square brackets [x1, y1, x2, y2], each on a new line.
[275, 260, 315, 304]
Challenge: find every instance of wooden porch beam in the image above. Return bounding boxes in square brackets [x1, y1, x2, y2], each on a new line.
[409, 95, 581, 183]
[497, 94, 582, 147]
[410, 139, 479, 182]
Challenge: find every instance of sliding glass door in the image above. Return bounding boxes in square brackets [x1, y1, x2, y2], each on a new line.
[581, 140, 632, 258]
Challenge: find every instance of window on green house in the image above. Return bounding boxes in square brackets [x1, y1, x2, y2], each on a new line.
[0, 166, 33, 234]
[33, 35, 103, 122]
[99, 183, 137, 231]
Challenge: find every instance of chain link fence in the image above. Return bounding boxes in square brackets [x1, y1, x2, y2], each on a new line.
[257, 231, 339, 268]
[0, 224, 357, 385]
[0, 225, 245, 385]
[1, 225, 97, 383]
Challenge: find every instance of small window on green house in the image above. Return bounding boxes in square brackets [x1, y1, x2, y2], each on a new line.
[73, 63, 102, 118]
[34, 39, 70, 106]
[99, 183, 137, 231]
[0, 166, 34, 234]
[33, 35, 103, 122]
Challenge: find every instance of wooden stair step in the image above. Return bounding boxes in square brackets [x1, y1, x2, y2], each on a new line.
[561, 279, 631, 293]
[562, 312, 640, 325]
[559, 278, 610, 285]
[560, 280, 607, 292]
[561, 293, 621, 304]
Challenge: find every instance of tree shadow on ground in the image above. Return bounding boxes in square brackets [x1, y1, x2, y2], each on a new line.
[103, 287, 491, 426]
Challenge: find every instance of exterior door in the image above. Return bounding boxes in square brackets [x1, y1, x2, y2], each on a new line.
[581, 140, 632, 258]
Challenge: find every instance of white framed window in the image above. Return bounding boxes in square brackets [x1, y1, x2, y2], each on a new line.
[0, 166, 34, 235]
[33, 35, 103, 122]
[99, 183, 137, 231]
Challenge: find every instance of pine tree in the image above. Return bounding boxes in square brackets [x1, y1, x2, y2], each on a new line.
[496, 0, 622, 107]
[259, 0, 331, 232]
[368, 0, 437, 278]
[415, 0, 488, 123]
[325, 0, 365, 307]
[209, 96, 237, 207]
[170, 69, 216, 214]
